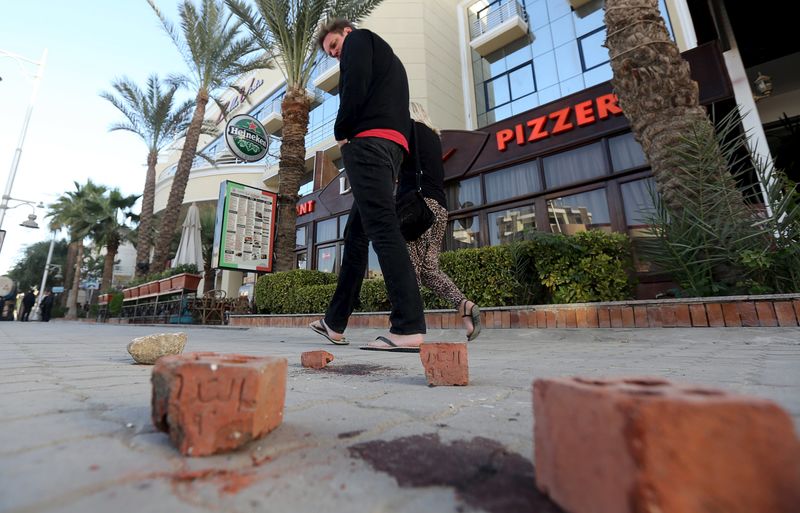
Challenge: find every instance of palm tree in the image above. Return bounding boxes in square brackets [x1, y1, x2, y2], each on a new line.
[101, 75, 194, 277]
[48, 181, 107, 319]
[86, 189, 140, 292]
[226, 0, 385, 271]
[603, 0, 746, 215]
[147, 0, 269, 273]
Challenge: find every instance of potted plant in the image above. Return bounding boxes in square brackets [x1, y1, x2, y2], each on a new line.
[170, 264, 202, 291]
[159, 275, 173, 293]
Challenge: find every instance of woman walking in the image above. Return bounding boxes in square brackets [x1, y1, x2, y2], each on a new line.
[399, 102, 481, 341]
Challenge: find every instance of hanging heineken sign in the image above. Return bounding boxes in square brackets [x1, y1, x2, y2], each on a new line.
[224, 114, 268, 162]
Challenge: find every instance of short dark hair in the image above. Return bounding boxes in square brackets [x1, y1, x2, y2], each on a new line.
[316, 18, 355, 49]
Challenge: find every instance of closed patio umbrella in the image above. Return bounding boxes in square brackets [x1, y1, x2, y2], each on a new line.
[172, 203, 204, 269]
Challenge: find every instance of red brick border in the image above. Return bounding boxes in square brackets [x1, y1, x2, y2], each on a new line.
[230, 294, 800, 329]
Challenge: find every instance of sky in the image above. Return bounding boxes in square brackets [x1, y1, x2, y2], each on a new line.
[0, 0, 190, 275]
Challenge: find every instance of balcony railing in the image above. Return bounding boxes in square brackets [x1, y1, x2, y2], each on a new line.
[469, 0, 528, 39]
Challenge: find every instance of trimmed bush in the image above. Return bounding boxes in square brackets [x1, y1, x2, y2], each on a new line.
[357, 279, 391, 312]
[255, 269, 337, 313]
[108, 292, 124, 317]
[527, 230, 634, 303]
[439, 245, 520, 307]
[288, 283, 337, 314]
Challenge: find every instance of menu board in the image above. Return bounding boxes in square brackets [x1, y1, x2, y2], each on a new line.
[211, 180, 277, 272]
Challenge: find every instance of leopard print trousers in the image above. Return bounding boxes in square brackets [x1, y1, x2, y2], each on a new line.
[406, 197, 467, 308]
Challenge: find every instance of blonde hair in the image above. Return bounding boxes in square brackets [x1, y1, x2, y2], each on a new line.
[409, 102, 440, 135]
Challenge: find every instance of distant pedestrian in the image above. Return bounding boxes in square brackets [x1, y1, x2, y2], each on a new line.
[20, 290, 36, 322]
[399, 103, 481, 341]
[40, 290, 54, 322]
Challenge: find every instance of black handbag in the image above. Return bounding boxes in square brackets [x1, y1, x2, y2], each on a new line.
[396, 124, 435, 242]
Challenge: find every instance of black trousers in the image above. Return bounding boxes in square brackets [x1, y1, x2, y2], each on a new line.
[324, 137, 426, 335]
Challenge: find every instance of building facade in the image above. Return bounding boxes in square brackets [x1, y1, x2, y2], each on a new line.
[154, 0, 799, 299]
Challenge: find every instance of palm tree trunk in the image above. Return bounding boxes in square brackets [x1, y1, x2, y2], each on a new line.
[604, 0, 744, 213]
[62, 241, 78, 308]
[135, 150, 158, 277]
[101, 237, 119, 292]
[274, 86, 311, 272]
[66, 243, 83, 319]
[151, 90, 209, 273]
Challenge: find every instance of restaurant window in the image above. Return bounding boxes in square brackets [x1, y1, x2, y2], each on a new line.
[296, 225, 308, 248]
[296, 252, 308, 270]
[446, 176, 483, 210]
[609, 132, 648, 171]
[543, 142, 607, 189]
[339, 213, 349, 238]
[316, 245, 337, 273]
[367, 242, 382, 279]
[621, 178, 657, 236]
[578, 27, 609, 72]
[488, 204, 536, 245]
[446, 216, 481, 251]
[315, 217, 338, 243]
[485, 160, 542, 203]
[547, 188, 611, 234]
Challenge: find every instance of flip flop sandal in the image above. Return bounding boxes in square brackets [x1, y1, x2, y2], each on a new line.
[309, 319, 349, 345]
[463, 303, 482, 342]
[360, 336, 421, 353]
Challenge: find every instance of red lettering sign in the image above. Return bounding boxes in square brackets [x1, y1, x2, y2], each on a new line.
[296, 200, 315, 216]
[495, 94, 623, 152]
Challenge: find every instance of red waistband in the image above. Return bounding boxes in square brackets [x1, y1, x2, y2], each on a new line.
[354, 129, 409, 153]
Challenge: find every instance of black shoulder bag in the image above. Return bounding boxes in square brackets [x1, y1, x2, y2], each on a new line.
[396, 124, 435, 242]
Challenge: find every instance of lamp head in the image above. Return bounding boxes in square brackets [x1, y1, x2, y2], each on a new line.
[20, 213, 39, 229]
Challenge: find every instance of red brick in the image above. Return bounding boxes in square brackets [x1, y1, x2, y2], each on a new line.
[794, 300, 800, 322]
[301, 350, 334, 369]
[565, 309, 577, 328]
[483, 311, 494, 330]
[585, 307, 599, 328]
[493, 311, 503, 328]
[152, 352, 287, 456]
[674, 304, 691, 327]
[646, 306, 662, 327]
[533, 377, 800, 513]
[706, 303, 725, 327]
[597, 308, 611, 328]
[722, 303, 741, 327]
[660, 305, 677, 327]
[419, 343, 468, 386]
[737, 302, 759, 327]
[536, 310, 547, 328]
[609, 307, 623, 328]
[557, 309, 568, 328]
[545, 310, 557, 328]
[509, 311, 520, 328]
[621, 307, 635, 328]
[755, 301, 778, 326]
[631, 306, 646, 327]
[501, 310, 511, 328]
[689, 304, 708, 327]
[774, 301, 798, 327]
[575, 308, 588, 328]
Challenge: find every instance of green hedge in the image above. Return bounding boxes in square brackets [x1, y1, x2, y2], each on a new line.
[254, 230, 634, 313]
[254, 269, 337, 314]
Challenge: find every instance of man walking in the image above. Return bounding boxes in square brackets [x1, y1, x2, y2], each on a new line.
[20, 289, 36, 321]
[40, 289, 54, 322]
[310, 19, 425, 352]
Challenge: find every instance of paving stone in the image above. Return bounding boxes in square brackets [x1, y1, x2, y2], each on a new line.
[419, 343, 468, 386]
[152, 352, 287, 456]
[300, 350, 334, 369]
[533, 376, 800, 513]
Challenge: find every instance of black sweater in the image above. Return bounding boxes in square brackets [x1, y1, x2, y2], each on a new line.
[398, 122, 448, 210]
[334, 29, 411, 144]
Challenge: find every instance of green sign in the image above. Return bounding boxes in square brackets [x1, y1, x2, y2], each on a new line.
[224, 114, 268, 162]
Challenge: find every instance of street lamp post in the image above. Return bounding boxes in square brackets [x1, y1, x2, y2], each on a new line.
[0, 48, 47, 255]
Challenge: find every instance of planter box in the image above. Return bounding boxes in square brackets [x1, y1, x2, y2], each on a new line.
[159, 278, 173, 294]
[147, 281, 160, 295]
[123, 287, 136, 299]
[136, 284, 149, 297]
[98, 294, 109, 304]
[171, 273, 202, 291]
